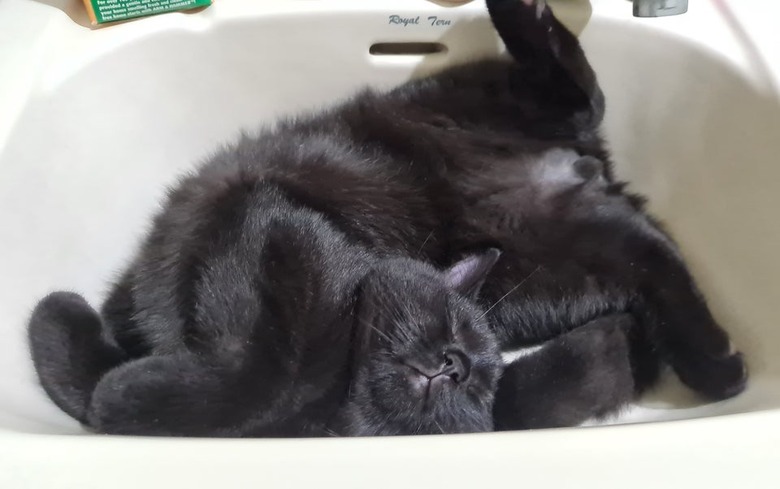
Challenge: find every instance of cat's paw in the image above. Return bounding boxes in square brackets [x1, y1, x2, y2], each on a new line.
[528, 0, 549, 19]
[487, 0, 570, 67]
[672, 349, 748, 401]
[87, 354, 214, 435]
[494, 314, 636, 430]
[86, 358, 167, 434]
[488, 0, 553, 24]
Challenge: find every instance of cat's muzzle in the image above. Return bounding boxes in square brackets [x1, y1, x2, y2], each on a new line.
[403, 349, 472, 405]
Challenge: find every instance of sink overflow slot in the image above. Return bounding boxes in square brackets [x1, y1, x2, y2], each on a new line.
[369, 42, 448, 56]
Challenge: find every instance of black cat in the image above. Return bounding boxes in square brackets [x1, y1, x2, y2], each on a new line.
[31, 248, 504, 436]
[28, 0, 746, 436]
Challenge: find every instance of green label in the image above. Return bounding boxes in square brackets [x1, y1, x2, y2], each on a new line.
[91, 0, 212, 24]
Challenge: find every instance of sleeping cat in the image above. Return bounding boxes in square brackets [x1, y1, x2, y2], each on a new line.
[28, 0, 747, 436]
[31, 250, 503, 436]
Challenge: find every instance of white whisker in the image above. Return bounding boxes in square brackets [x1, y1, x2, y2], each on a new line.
[477, 265, 542, 320]
[417, 230, 434, 254]
[359, 317, 393, 344]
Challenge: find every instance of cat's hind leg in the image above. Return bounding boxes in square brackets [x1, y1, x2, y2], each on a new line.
[28, 292, 128, 424]
[629, 249, 748, 400]
[486, 0, 604, 129]
[581, 204, 747, 400]
[493, 313, 638, 430]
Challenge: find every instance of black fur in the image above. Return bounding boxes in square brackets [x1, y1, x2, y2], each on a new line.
[29, 216, 502, 436]
[494, 314, 639, 430]
[28, 0, 746, 436]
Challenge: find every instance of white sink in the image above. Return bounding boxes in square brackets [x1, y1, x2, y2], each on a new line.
[1, 0, 778, 486]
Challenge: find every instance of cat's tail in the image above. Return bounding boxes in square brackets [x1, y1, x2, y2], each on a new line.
[28, 292, 127, 424]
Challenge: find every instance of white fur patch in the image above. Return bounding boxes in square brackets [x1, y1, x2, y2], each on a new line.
[531, 149, 581, 188]
[502, 344, 545, 364]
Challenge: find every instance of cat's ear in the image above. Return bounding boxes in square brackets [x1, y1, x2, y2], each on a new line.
[445, 248, 501, 299]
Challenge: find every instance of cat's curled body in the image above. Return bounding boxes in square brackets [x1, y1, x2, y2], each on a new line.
[29, 0, 747, 436]
[32, 180, 505, 436]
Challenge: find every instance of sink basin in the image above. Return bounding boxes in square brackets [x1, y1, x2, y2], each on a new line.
[1, 0, 778, 486]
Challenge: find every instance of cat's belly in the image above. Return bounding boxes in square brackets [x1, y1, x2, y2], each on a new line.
[448, 149, 645, 347]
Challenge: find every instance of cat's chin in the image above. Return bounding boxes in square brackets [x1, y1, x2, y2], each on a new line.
[335, 374, 494, 436]
[335, 404, 492, 437]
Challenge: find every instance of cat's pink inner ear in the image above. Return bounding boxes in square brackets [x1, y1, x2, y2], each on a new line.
[445, 249, 501, 297]
[445, 258, 477, 290]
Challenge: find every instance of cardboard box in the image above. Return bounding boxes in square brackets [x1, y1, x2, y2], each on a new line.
[82, 0, 213, 25]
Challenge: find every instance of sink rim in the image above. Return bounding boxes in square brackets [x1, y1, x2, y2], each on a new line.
[1, 1, 779, 486]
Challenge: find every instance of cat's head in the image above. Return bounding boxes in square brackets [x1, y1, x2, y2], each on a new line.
[343, 249, 502, 436]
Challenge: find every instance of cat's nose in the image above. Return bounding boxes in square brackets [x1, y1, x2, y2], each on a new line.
[441, 350, 470, 383]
